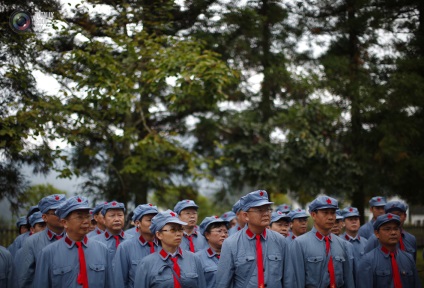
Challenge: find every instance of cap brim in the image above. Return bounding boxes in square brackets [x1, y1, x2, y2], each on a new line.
[166, 219, 188, 226]
[244, 200, 274, 211]
[314, 205, 338, 210]
[343, 213, 360, 218]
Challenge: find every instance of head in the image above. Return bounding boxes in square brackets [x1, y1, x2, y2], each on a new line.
[220, 211, 237, 229]
[369, 196, 387, 220]
[330, 210, 344, 236]
[270, 212, 290, 237]
[384, 201, 407, 226]
[150, 210, 187, 251]
[276, 204, 291, 215]
[373, 213, 401, 250]
[132, 203, 159, 238]
[39, 194, 67, 232]
[309, 196, 339, 235]
[93, 202, 107, 230]
[289, 209, 309, 237]
[56, 196, 92, 241]
[341, 207, 360, 236]
[29, 212, 46, 234]
[16, 216, 29, 235]
[200, 217, 229, 251]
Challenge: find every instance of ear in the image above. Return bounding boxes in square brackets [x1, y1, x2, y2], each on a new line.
[156, 231, 163, 241]
[42, 214, 49, 222]
[374, 230, 379, 239]
[241, 211, 249, 222]
[61, 219, 68, 229]
[30, 227, 35, 233]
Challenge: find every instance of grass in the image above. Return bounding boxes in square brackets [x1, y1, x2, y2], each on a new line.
[418, 248, 424, 285]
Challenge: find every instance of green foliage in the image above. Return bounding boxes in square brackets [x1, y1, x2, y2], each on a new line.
[18, 184, 67, 213]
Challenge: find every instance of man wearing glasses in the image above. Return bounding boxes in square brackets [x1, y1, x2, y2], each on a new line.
[34, 196, 112, 288]
[174, 199, 207, 252]
[17, 194, 67, 288]
[215, 190, 292, 288]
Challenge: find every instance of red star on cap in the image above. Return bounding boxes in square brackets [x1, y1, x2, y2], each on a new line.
[170, 212, 176, 217]
[349, 208, 353, 212]
[148, 203, 153, 206]
[284, 206, 288, 209]
[326, 198, 332, 204]
[214, 215, 219, 219]
[112, 202, 117, 206]
[297, 209, 301, 212]
[104, 202, 108, 204]
[224, 213, 227, 217]
[387, 214, 393, 219]
[77, 198, 82, 203]
[377, 198, 381, 202]
[259, 191, 264, 196]
[186, 200, 190, 203]
[55, 195, 60, 200]
[278, 211, 282, 215]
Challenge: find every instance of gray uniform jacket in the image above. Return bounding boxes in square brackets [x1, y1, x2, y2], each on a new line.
[33, 235, 112, 288]
[289, 227, 355, 288]
[215, 227, 292, 288]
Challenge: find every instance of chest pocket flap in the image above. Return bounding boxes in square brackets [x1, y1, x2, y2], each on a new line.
[333, 256, 345, 262]
[267, 254, 282, 261]
[307, 256, 323, 263]
[376, 269, 391, 276]
[204, 266, 217, 273]
[52, 265, 72, 276]
[89, 264, 105, 272]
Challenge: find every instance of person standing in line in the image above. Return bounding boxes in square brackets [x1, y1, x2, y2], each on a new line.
[17, 194, 67, 288]
[289, 195, 354, 288]
[330, 210, 344, 236]
[113, 203, 159, 288]
[356, 213, 421, 288]
[174, 199, 207, 252]
[215, 190, 292, 288]
[34, 196, 112, 288]
[92, 201, 131, 257]
[0, 245, 15, 288]
[270, 211, 291, 237]
[228, 200, 247, 236]
[275, 204, 291, 215]
[8, 205, 39, 257]
[87, 202, 107, 238]
[364, 200, 417, 261]
[358, 196, 387, 239]
[196, 216, 229, 288]
[286, 208, 309, 244]
[220, 211, 237, 229]
[134, 209, 206, 287]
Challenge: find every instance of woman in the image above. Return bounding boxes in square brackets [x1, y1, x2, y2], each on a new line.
[134, 210, 206, 287]
[195, 216, 229, 288]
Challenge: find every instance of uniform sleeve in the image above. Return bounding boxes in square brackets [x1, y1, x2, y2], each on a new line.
[194, 254, 207, 287]
[364, 234, 378, 254]
[0, 247, 15, 288]
[289, 239, 305, 288]
[356, 254, 373, 287]
[341, 240, 355, 288]
[113, 244, 129, 288]
[133, 259, 150, 288]
[214, 239, 235, 288]
[33, 247, 51, 288]
[17, 238, 36, 288]
[281, 237, 294, 288]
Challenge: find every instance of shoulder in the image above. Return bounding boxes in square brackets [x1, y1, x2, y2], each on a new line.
[0, 246, 12, 260]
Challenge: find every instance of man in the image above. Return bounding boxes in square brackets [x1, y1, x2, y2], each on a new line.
[220, 211, 237, 229]
[92, 200, 130, 257]
[358, 196, 387, 239]
[276, 203, 291, 215]
[34, 196, 112, 288]
[17, 194, 67, 288]
[286, 208, 309, 243]
[8, 205, 39, 257]
[0, 245, 15, 288]
[330, 210, 344, 236]
[270, 211, 291, 237]
[216, 190, 291, 288]
[16, 216, 29, 235]
[174, 199, 207, 252]
[28, 211, 46, 235]
[113, 203, 159, 288]
[289, 195, 354, 288]
[356, 213, 421, 287]
[228, 200, 247, 235]
[364, 200, 417, 261]
[87, 202, 107, 238]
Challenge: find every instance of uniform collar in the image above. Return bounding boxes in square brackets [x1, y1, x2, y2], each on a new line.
[314, 228, 331, 242]
[138, 234, 158, 246]
[104, 229, 125, 240]
[344, 233, 360, 241]
[46, 229, 65, 241]
[183, 230, 198, 237]
[159, 247, 183, 260]
[206, 247, 219, 258]
[95, 226, 104, 234]
[380, 245, 397, 258]
[64, 235, 88, 248]
[245, 227, 267, 240]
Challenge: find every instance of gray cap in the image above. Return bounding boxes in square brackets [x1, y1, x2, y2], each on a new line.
[149, 210, 187, 234]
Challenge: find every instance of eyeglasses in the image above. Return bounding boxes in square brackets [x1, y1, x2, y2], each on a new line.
[210, 229, 229, 235]
[160, 227, 184, 234]
[69, 214, 91, 221]
[247, 207, 273, 214]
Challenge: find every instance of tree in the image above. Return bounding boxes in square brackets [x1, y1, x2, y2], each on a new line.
[17, 183, 67, 214]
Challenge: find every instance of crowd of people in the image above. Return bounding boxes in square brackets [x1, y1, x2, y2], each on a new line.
[1, 190, 422, 287]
